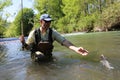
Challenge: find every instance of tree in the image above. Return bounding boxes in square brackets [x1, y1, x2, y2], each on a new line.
[0, 0, 12, 12]
[33, 0, 120, 32]
[0, 0, 12, 37]
[34, 0, 64, 29]
[5, 8, 34, 37]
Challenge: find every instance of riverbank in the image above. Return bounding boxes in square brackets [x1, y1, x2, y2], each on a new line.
[62, 32, 86, 36]
[0, 32, 86, 43]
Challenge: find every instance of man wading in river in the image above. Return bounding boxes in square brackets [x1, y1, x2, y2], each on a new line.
[20, 14, 88, 62]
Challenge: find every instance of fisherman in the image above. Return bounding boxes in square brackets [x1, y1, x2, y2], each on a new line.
[19, 14, 88, 62]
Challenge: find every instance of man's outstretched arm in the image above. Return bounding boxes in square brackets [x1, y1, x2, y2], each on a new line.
[62, 40, 88, 56]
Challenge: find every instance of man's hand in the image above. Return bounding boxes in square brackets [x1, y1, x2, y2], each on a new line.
[76, 47, 88, 56]
[19, 35, 25, 44]
[62, 40, 88, 56]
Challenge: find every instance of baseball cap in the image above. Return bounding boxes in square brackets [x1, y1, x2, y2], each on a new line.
[40, 14, 52, 21]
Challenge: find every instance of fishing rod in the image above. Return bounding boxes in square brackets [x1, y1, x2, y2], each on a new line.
[20, 0, 25, 50]
[21, 0, 24, 35]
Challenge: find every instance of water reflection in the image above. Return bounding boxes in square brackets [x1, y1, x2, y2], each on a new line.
[0, 43, 8, 63]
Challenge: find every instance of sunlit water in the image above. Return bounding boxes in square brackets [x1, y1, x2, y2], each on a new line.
[0, 31, 120, 80]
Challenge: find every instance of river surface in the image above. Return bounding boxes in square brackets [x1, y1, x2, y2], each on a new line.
[0, 31, 120, 80]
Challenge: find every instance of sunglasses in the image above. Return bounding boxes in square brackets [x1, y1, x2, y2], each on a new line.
[44, 20, 51, 23]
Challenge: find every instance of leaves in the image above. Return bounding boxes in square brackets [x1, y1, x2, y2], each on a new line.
[1, 0, 120, 37]
[0, 0, 12, 37]
[4, 8, 34, 37]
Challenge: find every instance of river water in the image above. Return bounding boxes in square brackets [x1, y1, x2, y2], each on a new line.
[0, 31, 120, 80]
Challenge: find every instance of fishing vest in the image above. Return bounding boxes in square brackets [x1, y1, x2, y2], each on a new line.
[31, 28, 54, 57]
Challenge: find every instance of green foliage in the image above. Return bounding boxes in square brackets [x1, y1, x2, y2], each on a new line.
[79, 12, 99, 31]
[34, 0, 64, 19]
[4, 23, 17, 37]
[101, 2, 120, 28]
[0, 25, 5, 37]
[92, 2, 120, 31]
[0, 0, 12, 37]
[34, 0, 120, 33]
[2, 0, 120, 37]
[34, 0, 64, 29]
[0, 0, 12, 11]
[56, 16, 71, 33]
[4, 8, 34, 37]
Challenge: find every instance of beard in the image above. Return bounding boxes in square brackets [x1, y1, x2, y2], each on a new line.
[42, 24, 50, 30]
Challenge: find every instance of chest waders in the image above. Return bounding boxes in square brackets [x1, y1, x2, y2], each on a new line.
[31, 28, 54, 62]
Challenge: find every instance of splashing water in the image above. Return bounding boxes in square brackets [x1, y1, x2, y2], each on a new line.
[100, 54, 114, 70]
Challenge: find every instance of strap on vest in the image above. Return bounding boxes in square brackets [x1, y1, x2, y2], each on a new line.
[35, 28, 41, 44]
[48, 28, 53, 43]
[35, 28, 53, 44]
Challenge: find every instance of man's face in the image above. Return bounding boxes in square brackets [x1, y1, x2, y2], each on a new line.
[40, 20, 51, 30]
